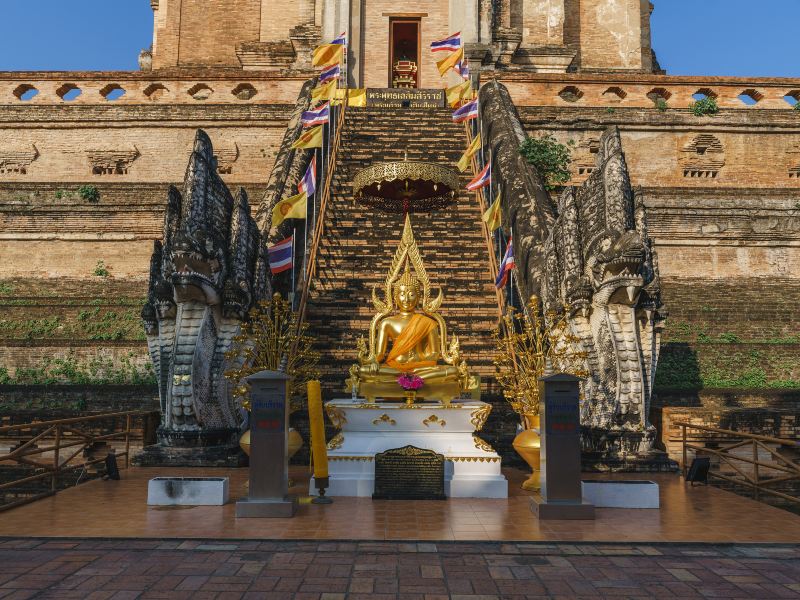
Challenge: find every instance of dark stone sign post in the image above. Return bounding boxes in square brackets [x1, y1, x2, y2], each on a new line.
[531, 374, 595, 520]
[235, 370, 297, 518]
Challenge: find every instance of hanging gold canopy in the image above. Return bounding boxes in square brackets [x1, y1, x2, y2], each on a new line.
[352, 157, 460, 214]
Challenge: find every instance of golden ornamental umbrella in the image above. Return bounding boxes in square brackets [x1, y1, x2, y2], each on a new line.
[353, 153, 460, 214]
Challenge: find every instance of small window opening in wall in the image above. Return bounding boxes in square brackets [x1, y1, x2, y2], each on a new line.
[692, 88, 717, 102]
[784, 91, 800, 107]
[737, 89, 763, 106]
[558, 86, 583, 103]
[13, 84, 39, 101]
[231, 83, 257, 100]
[188, 83, 213, 101]
[144, 83, 169, 101]
[647, 87, 672, 103]
[602, 86, 627, 102]
[100, 84, 126, 101]
[57, 84, 82, 101]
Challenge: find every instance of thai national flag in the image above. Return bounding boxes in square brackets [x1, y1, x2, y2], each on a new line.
[456, 59, 470, 80]
[452, 99, 478, 123]
[430, 31, 461, 52]
[268, 236, 293, 275]
[301, 102, 330, 127]
[319, 63, 341, 84]
[298, 155, 317, 198]
[495, 237, 514, 288]
[466, 161, 491, 191]
[331, 31, 347, 45]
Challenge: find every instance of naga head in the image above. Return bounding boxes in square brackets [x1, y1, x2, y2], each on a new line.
[171, 225, 227, 305]
[169, 130, 233, 306]
[587, 229, 646, 306]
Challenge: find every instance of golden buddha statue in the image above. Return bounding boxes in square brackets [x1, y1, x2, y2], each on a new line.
[346, 214, 478, 404]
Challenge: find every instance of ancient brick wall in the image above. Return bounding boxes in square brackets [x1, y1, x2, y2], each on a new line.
[360, 0, 451, 89]
[578, 0, 651, 71]
[152, 0, 262, 68]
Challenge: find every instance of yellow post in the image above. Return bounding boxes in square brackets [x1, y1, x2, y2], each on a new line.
[307, 380, 332, 503]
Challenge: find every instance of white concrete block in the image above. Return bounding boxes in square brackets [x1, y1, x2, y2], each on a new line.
[581, 480, 659, 509]
[147, 476, 229, 506]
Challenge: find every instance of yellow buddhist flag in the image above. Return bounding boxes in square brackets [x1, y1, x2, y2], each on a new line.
[446, 80, 472, 107]
[457, 133, 481, 172]
[482, 189, 502, 232]
[436, 47, 464, 76]
[272, 191, 307, 228]
[346, 88, 367, 107]
[291, 125, 324, 150]
[331, 88, 367, 107]
[311, 80, 336, 103]
[312, 44, 344, 67]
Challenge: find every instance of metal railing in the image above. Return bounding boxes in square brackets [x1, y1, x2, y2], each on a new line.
[295, 95, 349, 329]
[0, 410, 159, 512]
[676, 421, 800, 506]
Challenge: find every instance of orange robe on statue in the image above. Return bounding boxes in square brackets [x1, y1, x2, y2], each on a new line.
[384, 314, 438, 371]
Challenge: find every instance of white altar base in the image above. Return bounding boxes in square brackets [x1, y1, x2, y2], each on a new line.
[310, 398, 508, 498]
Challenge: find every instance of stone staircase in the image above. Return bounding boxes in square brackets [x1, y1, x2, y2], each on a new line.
[305, 106, 500, 397]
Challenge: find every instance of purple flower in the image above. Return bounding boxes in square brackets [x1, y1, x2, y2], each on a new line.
[397, 373, 424, 391]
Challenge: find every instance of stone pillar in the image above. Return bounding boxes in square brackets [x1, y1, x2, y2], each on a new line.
[349, 0, 364, 87]
[492, 0, 522, 67]
[513, 0, 575, 72]
[290, 0, 322, 70]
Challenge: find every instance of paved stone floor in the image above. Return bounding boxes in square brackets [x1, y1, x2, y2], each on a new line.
[4, 467, 800, 542]
[1, 538, 800, 599]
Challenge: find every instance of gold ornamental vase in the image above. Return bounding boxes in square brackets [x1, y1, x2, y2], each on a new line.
[404, 390, 417, 405]
[512, 413, 541, 491]
[239, 427, 304, 459]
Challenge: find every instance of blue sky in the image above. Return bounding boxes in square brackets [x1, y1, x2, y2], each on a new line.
[0, 0, 796, 77]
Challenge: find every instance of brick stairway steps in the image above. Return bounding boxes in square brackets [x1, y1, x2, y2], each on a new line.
[306, 106, 499, 395]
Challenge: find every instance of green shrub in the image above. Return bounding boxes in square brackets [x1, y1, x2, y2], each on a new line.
[78, 185, 100, 203]
[519, 134, 574, 191]
[0, 282, 13, 294]
[93, 260, 110, 277]
[1, 353, 155, 385]
[655, 98, 668, 112]
[717, 332, 741, 344]
[689, 97, 719, 117]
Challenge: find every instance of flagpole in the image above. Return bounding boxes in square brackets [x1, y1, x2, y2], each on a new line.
[291, 229, 296, 311]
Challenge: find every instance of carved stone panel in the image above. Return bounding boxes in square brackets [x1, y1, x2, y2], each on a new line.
[86, 147, 140, 175]
[679, 134, 725, 179]
[789, 141, 800, 179]
[0, 145, 39, 175]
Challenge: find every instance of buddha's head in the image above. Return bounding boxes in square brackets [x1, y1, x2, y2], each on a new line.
[394, 264, 421, 312]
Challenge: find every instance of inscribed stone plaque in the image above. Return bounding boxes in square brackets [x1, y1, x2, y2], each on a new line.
[366, 88, 446, 108]
[373, 445, 446, 500]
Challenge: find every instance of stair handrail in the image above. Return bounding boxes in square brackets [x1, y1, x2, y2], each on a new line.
[463, 123, 506, 321]
[295, 95, 349, 332]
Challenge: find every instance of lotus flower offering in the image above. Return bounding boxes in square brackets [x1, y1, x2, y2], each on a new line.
[397, 373, 424, 391]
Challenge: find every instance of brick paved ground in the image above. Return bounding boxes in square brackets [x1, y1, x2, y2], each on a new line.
[1, 538, 800, 599]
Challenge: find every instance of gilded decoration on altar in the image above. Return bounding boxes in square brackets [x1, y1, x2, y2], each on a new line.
[372, 414, 397, 426]
[345, 213, 479, 404]
[327, 432, 344, 450]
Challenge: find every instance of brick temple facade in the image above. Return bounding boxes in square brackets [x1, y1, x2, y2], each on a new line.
[0, 0, 798, 461]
